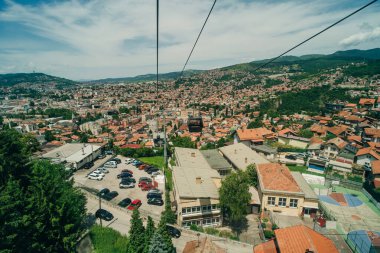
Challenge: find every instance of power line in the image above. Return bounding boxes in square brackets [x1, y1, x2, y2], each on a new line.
[252, 0, 378, 73]
[180, 0, 217, 77]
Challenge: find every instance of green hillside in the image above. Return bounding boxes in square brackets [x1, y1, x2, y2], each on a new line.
[0, 73, 77, 88]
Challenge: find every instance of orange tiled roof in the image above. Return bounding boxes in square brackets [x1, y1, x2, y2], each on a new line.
[310, 124, 327, 134]
[356, 147, 380, 160]
[359, 98, 375, 105]
[326, 137, 347, 150]
[257, 163, 301, 193]
[365, 128, 380, 138]
[275, 225, 339, 253]
[328, 125, 349, 136]
[237, 128, 273, 141]
[347, 135, 362, 143]
[253, 240, 277, 253]
[371, 160, 380, 175]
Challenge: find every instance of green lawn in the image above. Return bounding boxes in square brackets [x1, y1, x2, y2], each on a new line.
[139, 156, 164, 169]
[287, 165, 324, 177]
[90, 225, 128, 253]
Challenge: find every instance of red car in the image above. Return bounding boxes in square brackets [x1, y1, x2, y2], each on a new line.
[122, 169, 133, 174]
[138, 181, 149, 188]
[138, 164, 148, 170]
[127, 199, 142, 210]
[141, 184, 154, 191]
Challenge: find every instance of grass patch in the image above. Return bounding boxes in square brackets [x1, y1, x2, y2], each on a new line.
[287, 165, 324, 177]
[139, 156, 164, 169]
[90, 225, 128, 253]
[165, 167, 173, 191]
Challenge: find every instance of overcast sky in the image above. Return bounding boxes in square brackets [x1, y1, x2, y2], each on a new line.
[0, 0, 379, 80]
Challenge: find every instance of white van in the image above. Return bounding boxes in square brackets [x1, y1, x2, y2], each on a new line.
[104, 161, 117, 168]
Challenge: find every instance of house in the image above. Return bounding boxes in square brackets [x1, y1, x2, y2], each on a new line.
[219, 143, 269, 171]
[370, 160, 380, 188]
[363, 128, 380, 143]
[278, 134, 310, 149]
[322, 137, 347, 158]
[250, 145, 278, 160]
[253, 225, 339, 253]
[200, 149, 232, 177]
[235, 128, 275, 146]
[256, 163, 318, 217]
[359, 98, 376, 109]
[355, 147, 380, 167]
[172, 165, 222, 228]
[310, 124, 328, 137]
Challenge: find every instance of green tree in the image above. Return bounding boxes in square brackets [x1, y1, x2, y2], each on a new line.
[128, 209, 145, 253]
[245, 164, 258, 187]
[170, 136, 195, 148]
[44, 130, 55, 142]
[144, 217, 155, 253]
[148, 231, 174, 253]
[21, 133, 41, 154]
[219, 171, 251, 229]
[298, 129, 313, 138]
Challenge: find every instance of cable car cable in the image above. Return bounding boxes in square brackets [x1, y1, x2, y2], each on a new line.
[180, 0, 218, 77]
[251, 0, 378, 73]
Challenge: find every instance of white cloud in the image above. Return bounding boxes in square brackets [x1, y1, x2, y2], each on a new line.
[0, 0, 379, 79]
[339, 26, 380, 47]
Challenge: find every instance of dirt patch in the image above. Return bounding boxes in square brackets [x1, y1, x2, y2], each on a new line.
[351, 215, 361, 221]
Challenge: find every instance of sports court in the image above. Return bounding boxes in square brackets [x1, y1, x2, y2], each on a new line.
[347, 230, 380, 253]
[319, 193, 363, 207]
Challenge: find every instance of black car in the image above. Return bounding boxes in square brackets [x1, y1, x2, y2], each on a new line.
[285, 155, 297, 160]
[104, 150, 113, 155]
[121, 177, 136, 183]
[98, 154, 106, 159]
[147, 192, 162, 199]
[111, 158, 122, 164]
[166, 225, 181, 238]
[118, 198, 132, 207]
[147, 198, 164, 206]
[95, 208, 114, 221]
[103, 191, 119, 201]
[97, 188, 110, 197]
[117, 172, 133, 179]
[146, 167, 159, 174]
[83, 161, 94, 169]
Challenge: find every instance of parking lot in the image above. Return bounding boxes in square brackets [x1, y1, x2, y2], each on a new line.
[73, 155, 165, 220]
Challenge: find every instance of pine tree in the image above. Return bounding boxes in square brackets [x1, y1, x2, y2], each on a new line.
[148, 231, 175, 253]
[143, 216, 155, 253]
[128, 209, 145, 253]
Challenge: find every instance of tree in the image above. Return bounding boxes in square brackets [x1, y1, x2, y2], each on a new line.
[148, 231, 174, 253]
[44, 130, 55, 142]
[245, 164, 258, 187]
[298, 129, 313, 138]
[219, 171, 251, 229]
[21, 133, 41, 154]
[128, 209, 145, 253]
[144, 217, 155, 253]
[170, 136, 195, 148]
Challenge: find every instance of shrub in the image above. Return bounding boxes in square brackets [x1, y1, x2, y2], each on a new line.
[272, 224, 279, 230]
[262, 218, 269, 222]
[229, 235, 240, 241]
[205, 227, 219, 236]
[261, 223, 267, 229]
[189, 224, 204, 233]
[219, 230, 233, 238]
[264, 230, 275, 239]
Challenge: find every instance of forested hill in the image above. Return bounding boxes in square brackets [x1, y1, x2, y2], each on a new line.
[0, 73, 77, 88]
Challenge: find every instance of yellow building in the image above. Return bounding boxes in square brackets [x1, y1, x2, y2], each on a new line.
[257, 163, 319, 217]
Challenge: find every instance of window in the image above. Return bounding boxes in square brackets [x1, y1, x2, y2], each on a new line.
[267, 197, 276, 206]
[186, 207, 191, 213]
[202, 205, 207, 212]
[192, 207, 197, 213]
[182, 208, 186, 214]
[290, 199, 298, 208]
[278, 197, 287, 207]
[207, 205, 211, 211]
[212, 204, 217, 210]
[196, 206, 201, 212]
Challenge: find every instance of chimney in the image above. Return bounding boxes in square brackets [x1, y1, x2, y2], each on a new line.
[191, 152, 196, 157]
[245, 157, 248, 163]
[196, 177, 202, 184]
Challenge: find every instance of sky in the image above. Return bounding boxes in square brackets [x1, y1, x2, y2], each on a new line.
[0, 0, 379, 80]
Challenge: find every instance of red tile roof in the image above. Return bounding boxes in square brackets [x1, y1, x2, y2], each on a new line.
[356, 147, 380, 160]
[257, 163, 301, 193]
[253, 240, 277, 253]
[275, 225, 339, 253]
[359, 98, 375, 105]
[371, 160, 380, 175]
[237, 128, 274, 141]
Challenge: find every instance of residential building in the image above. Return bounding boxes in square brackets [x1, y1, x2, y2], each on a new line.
[278, 134, 310, 149]
[235, 127, 275, 146]
[322, 137, 347, 158]
[200, 149, 232, 176]
[355, 147, 380, 167]
[257, 163, 318, 217]
[253, 225, 339, 253]
[172, 165, 222, 228]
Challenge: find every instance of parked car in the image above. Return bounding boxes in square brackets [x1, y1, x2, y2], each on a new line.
[103, 191, 119, 201]
[118, 198, 132, 208]
[110, 157, 122, 164]
[285, 155, 297, 160]
[132, 161, 142, 166]
[95, 209, 114, 221]
[166, 225, 181, 238]
[147, 198, 164, 206]
[88, 174, 103, 181]
[122, 169, 134, 174]
[127, 199, 142, 210]
[119, 181, 135, 189]
[139, 177, 152, 183]
[104, 150, 113, 155]
[98, 154, 106, 159]
[146, 167, 159, 175]
[148, 188, 162, 194]
[151, 171, 160, 177]
[104, 161, 117, 168]
[121, 177, 136, 183]
[91, 170, 105, 177]
[138, 164, 149, 170]
[125, 158, 135, 164]
[138, 180, 151, 188]
[83, 161, 94, 169]
[141, 183, 154, 191]
[97, 188, 110, 197]
[117, 172, 133, 179]
[96, 167, 109, 174]
[147, 192, 162, 199]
